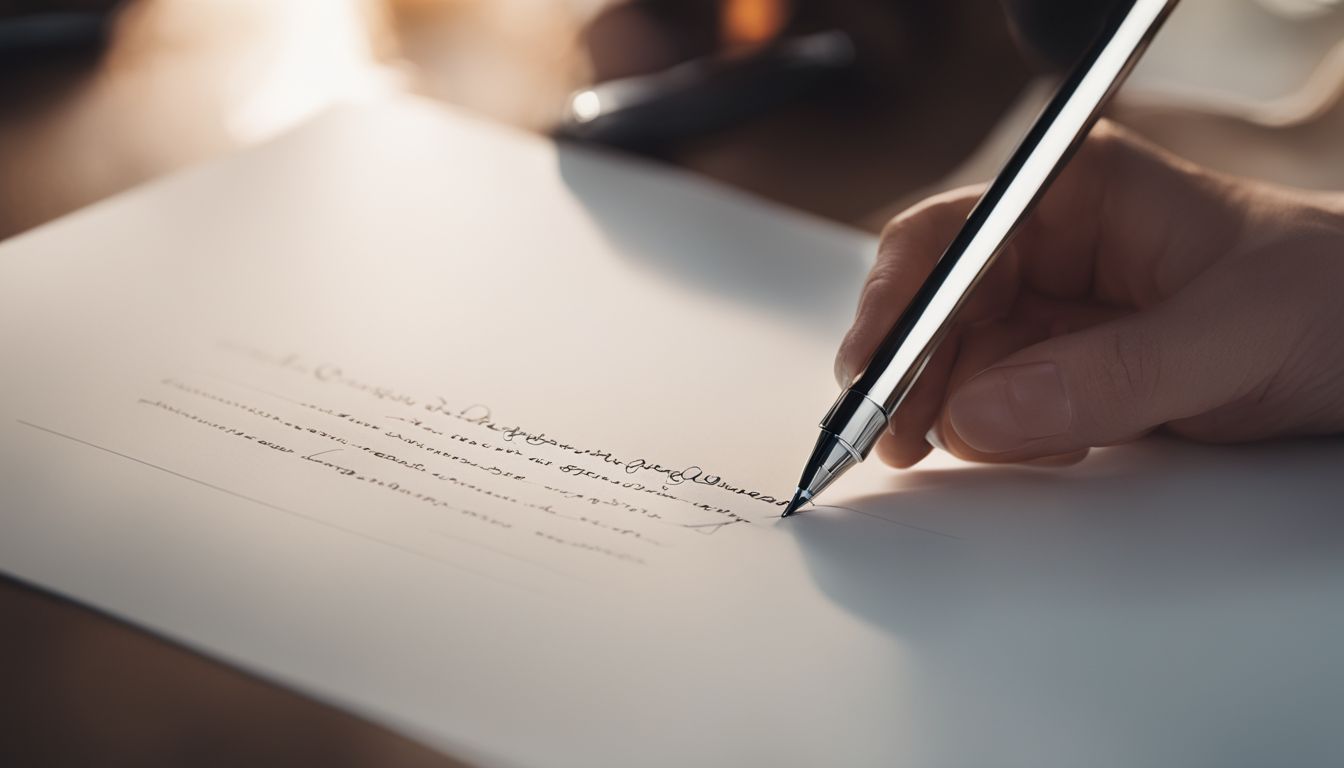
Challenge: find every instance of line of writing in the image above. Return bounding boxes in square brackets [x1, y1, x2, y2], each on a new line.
[177, 376, 750, 533]
[14, 419, 572, 594]
[168, 377, 957, 540]
[213, 345, 787, 507]
[133, 397, 655, 564]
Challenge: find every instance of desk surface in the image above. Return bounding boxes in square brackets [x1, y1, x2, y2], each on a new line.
[0, 576, 465, 766]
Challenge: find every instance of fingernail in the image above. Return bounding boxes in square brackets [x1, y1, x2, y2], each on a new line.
[948, 362, 1072, 454]
[834, 354, 853, 388]
[924, 426, 949, 453]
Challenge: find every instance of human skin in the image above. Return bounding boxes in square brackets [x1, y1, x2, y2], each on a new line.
[834, 121, 1344, 468]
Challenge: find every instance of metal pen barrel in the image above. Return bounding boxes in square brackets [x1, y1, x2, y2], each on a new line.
[831, 0, 1178, 457]
[787, 0, 1179, 514]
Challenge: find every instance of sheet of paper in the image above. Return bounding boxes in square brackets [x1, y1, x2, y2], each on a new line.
[2, 97, 1342, 768]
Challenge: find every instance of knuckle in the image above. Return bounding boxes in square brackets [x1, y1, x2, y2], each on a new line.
[1076, 121, 1131, 178]
[835, 330, 863, 366]
[878, 213, 910, 246]
[1085, 120, 1124, 156]
[857, 262, 902, 313]
[878, 189, 978, 257]
[863, 260, 899, 292]
[876, 220, 918, 265]
[1095, 327, 1162, 420]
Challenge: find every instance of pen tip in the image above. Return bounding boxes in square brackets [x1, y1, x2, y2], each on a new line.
[782, 488, 812, 518]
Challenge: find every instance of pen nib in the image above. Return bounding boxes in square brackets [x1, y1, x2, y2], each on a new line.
[782, 488, 812, 518]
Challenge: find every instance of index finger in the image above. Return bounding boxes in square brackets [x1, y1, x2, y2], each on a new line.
[834, 121, 1244, 388]
[833, 186, 983, 387]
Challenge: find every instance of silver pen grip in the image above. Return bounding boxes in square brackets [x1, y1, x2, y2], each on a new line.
[819, 390, 888, 460]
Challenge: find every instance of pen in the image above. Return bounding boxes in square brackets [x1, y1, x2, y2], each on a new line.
[783, 0, 1180, 517]
[558, 30, 856, 152]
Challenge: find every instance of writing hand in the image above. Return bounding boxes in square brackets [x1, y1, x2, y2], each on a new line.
[835, 122, 1344, 467]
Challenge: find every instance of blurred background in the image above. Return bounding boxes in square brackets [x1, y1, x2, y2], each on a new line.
[1, 0, 1342, 764]
[2, 0, 1342, 242]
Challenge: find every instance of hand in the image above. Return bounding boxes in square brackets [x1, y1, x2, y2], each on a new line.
[835, 121, 1344, 467]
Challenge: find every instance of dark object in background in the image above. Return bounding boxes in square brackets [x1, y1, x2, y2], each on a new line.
[566, 0, 943, 153]
[565, 0, 1129, 156]
[570, 0, 1032, 223]
[558, 29, 856, 152]
[0, 1, 120, 66]
[1001, 0, 1131, 70]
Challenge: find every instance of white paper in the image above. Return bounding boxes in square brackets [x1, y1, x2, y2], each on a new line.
[3, 98, 1342, 768]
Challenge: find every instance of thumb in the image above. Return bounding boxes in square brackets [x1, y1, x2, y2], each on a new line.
[940, 298, 1261, 461]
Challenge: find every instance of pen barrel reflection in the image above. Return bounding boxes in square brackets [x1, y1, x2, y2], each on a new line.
[819, 389, 886, 460]
[840, 0, 1180, 454]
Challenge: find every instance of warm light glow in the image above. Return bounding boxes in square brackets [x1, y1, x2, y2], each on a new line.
[721, 0, 788, 49]
[225, 0, 401, 143]
[570, 89, 603, 123]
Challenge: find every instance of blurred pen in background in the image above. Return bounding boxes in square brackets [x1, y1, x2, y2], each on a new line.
[558, 0, 1132, 225]
[558, 28, 855, 151]
[562, 0, 1136, 151]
